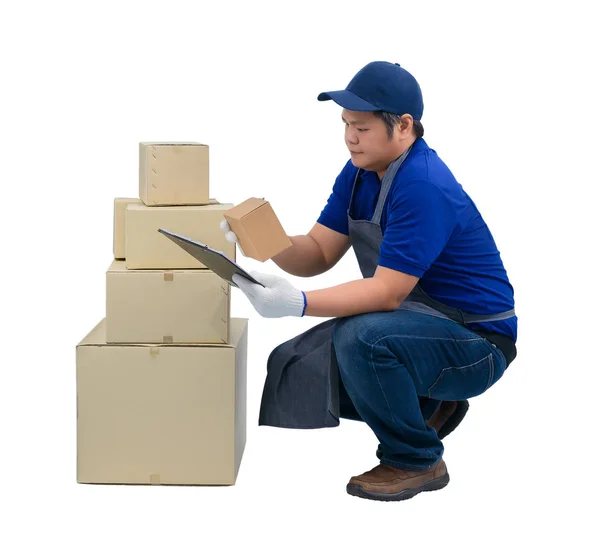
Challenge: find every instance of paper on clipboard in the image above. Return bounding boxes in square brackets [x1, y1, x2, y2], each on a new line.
[157, 229, 265, 287]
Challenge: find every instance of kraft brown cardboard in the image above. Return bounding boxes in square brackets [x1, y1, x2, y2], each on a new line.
[139, 142, 209, 206]
[106, 260, 230, 344]
[113, 197, 143, 259]
[76, 317, 248, 485]
[114, 198, 220, 260]
[125, 202, 235, 269]
[224, 197, 292, 262]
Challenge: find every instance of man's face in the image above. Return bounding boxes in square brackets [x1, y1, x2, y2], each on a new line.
[342, 109, 411, 177]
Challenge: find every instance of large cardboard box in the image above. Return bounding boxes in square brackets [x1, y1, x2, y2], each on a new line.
[106, 260, 230, 344]
[76, 317, 248, 485]
[125, 202, 235, 269]
[113, 197, 143, 259]
[139, 142, 209, 206]
[224, 197, 292, 262]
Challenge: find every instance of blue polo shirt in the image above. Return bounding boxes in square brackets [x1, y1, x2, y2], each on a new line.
[317, 138, 517, 342]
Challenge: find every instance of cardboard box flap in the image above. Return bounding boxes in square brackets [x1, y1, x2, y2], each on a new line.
[140, 142, 208, 147]
[78, 318, 246, 349]
[77, 319, 106, 346]
[225, 197, 266, 220]
[107, 260, 223, 274]
[127, 203, 232, 214]
[108, 260, 127, 272]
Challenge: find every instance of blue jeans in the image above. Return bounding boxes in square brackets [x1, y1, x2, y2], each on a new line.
[332, 309, 507, 471]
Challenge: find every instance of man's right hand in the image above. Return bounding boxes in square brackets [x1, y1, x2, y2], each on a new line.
[220, 219, 247, 257]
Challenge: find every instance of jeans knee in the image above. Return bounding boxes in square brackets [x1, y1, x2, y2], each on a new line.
[332, 314, 380, 371]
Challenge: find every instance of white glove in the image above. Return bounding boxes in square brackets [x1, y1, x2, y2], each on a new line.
[220, 219, 247, 257]
[232, 270, 306, 318]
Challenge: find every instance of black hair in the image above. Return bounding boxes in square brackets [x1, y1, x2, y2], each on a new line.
[373, 111, 424, 140]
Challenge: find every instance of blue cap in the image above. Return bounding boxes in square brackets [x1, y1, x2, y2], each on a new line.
[317, 61, 424, 120]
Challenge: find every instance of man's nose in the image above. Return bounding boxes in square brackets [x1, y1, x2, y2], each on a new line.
[345, 128, 358, 145]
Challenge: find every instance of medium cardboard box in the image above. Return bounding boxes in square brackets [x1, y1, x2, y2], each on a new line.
[224, 197, 292, 262]
[125, 202, 235, 269]
[139, 142, 210, 206]
[76, 317, 248, 485]
[113, 197, 143, 259]
[106, 260, 230, 344]
[114, 197, 220, 261]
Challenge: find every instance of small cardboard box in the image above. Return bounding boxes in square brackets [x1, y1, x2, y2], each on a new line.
[224, 197, 292, 262]
[139, 142, 209, 206]
[113, 197, 143, 259]
[125, 202, 235, 269]
[106, 260, 230, 344]
[76, 317, 248, 485]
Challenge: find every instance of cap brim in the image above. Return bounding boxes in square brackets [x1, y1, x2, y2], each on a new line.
[317, 90, 380, 112]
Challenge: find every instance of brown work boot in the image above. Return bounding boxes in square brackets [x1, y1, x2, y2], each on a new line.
[347, 458, 449, 501]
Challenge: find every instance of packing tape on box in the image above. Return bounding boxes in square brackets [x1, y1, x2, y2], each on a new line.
[163, 335, 173, 343]
[164, 272, 174, 282]
[150, 474, 161, 484]
[150, 348, 160, 357]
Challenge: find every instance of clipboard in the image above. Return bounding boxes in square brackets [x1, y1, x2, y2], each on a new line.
[157, 229, 265, 288]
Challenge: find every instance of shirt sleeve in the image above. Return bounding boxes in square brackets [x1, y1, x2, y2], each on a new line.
[378, 180, 458, 277]
[316, 160, 355, 235]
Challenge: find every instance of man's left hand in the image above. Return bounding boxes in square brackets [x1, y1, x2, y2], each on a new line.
[232, 270, 306, 318]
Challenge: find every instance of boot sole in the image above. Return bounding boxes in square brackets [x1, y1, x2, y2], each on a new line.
[346, 471, 450, 502]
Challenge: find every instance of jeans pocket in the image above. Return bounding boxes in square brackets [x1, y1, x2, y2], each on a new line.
[427, 353, 495, 400]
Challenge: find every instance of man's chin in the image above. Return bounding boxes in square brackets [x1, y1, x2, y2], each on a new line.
[351, 154, 387, 175]
[351, 153, 375, 170]
[350, 152, 366, 164]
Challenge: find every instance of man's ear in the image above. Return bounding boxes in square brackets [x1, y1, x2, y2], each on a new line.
[396, 114, 414, 139]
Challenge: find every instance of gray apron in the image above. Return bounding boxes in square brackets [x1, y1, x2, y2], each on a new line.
[258, 147, 516, 429]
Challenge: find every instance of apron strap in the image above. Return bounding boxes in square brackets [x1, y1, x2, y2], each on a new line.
[347, 145, 413, 225]
[372, 145, 413, 225]
[405, 284, 516, 324]
[462, 308, 517, 323]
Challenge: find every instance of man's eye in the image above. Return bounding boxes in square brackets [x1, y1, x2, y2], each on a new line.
[342, 123, 367, 132]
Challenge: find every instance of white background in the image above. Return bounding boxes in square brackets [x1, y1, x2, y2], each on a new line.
[1, 0, 598, 534]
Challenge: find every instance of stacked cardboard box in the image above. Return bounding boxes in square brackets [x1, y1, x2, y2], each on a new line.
[75, 142, 248, 485]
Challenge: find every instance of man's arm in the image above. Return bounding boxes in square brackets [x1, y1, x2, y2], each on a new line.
[303, 181, 458, 317]
[304, 265, 419, 317]
[232, 264, 419, 319]
[271, 223, 351, 277]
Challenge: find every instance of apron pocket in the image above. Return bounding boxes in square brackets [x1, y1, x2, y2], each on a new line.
[427, 353, 494, 400]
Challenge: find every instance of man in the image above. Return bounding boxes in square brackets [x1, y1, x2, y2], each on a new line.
[222, 61, 517, 502]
